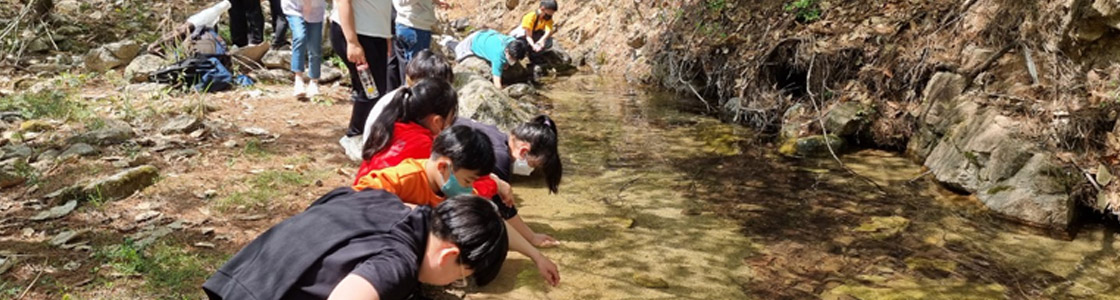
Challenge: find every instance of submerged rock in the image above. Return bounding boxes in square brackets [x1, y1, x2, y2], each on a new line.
[779, 135, 845, 158]
[633, 273, 669, 289]
[854, 216, 910, 240]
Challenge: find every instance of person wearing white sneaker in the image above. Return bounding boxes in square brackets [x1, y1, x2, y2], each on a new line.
[283, 0, 326, 100]
[293, 75, 306, 98]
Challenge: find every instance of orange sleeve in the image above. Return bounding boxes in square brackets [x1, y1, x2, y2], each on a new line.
[354, 169, 401, 195]
[355, 159, 444, 207]
[521, 11, 536, 30]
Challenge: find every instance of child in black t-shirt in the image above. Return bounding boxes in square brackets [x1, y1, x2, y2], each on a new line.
[203, 189, 508, 300]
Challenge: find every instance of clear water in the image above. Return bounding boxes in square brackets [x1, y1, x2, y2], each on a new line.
[461, 75, 1120, 299]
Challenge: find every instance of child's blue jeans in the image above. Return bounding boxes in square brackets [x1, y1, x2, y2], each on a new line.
[287, 15, 323, 79]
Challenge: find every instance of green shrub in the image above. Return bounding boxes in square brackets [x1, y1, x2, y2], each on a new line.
[784, 0, 822, 23]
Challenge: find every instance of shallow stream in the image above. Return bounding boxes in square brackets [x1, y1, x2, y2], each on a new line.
[467, 75, 1120, 299]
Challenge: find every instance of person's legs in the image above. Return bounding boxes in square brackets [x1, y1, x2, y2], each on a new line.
[346, 36, 388, 137]
[228, 0, 249, 47]
[269, 0, 289, 48]
[305, 22, 324, 96]
[408, 28, 432, 59]
[246, 0, 265, 45]
[329, 22, 362, 97]
[387, 23, 415, 90]
[386, 40, 406, 90]
[306, 22, 324, 80]
[288, 15, 308, 97]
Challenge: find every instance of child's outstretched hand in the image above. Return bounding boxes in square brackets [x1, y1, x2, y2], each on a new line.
[531, 233, 560, 248]
[534, 255, 561, 287]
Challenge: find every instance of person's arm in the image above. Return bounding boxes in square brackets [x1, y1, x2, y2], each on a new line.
[491, 175, 515, 207]
[328, 274, 380, 300]
[336, 0, 367, 65]
[508, 214, 559, 247]
[505, 222, 561, 286]
[521, 13, 542, 48]
[492, 56, 505, 88]
[535, 28, 553, 52]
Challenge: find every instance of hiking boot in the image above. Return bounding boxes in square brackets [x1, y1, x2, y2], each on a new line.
[339, 135, 363, 162]
[293, 76, 306, 99]
[306, 80, 320, 98]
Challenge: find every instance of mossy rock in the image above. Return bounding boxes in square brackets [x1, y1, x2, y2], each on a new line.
[780, 134, 846, 158]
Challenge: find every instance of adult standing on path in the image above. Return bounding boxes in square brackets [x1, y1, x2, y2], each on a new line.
[228, 0, 266, 47]
[386, 0, 450, 90]
[282, 0, 327, 99]
[330, 0, 394, 162]
[269, 0, 291, 49]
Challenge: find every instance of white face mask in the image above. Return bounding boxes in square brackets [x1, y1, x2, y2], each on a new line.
[513, 158, 534, 176]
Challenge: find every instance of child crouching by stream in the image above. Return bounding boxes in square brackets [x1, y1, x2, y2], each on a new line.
[202, 191, 508, 300]
[353, 125, 562, 287]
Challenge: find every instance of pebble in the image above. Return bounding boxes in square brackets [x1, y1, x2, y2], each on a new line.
[50, 230, 84, 246]
[134, 210, 161, 223]
[30, 200, 78, 221]
[193, 242, 216, 249]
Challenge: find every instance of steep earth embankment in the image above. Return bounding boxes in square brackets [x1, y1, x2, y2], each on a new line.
[447, 0, 1120, 229]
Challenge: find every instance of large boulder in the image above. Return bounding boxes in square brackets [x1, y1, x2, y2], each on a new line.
[125, 54, 166, 83]
[84, 40, 141, 72]
[910, 72, 1073, 228]
[457, 79, 536, 132]
[46, 165, 160, 203]
[454, 56, 532, 85]
[262, 50, 293, 70]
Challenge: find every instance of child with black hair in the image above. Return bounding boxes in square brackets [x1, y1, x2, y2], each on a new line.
[353, 77, 458, 180]
[453, 29, 530, 88]
[460, 115, 563, 247]
[354, 126, 562, 287]
[343, 49, 455, 162]
[511, 0, 559, 77]
[203, 190, 508, 300]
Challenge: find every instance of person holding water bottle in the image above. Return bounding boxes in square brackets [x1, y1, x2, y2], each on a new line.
[329, 0, 394, 162]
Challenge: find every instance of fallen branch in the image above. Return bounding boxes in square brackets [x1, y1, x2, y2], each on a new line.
[963, 42, 1016, 91]
[805, 52, 888, 195]
[17, 261, 46, 299]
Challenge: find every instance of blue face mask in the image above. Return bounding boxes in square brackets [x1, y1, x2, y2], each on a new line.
[441, 171, 474, 198]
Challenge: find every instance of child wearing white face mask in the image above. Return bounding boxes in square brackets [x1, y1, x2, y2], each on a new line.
[457, 115, 563, 248]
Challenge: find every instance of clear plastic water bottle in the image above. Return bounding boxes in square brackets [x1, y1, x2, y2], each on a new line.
[356, 64, 379, 99]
